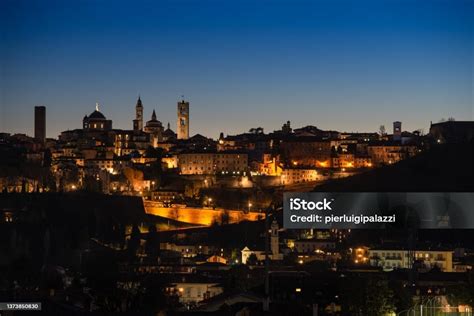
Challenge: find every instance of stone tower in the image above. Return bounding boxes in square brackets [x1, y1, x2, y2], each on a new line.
[270, 219, 279, 256]
[133, 96, 144, 132]
[34, 106, 46, 143]
[177, 97, 189, 140]
[393, 121, 402, 142]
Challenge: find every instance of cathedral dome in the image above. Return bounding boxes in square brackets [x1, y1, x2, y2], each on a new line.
[145, 110, 162, 127]
[89, 110, 106, 119]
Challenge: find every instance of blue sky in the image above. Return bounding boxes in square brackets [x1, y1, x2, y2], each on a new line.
[1, 0, 472, 138]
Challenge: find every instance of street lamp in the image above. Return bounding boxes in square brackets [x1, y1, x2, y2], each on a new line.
[248, 202, 252, 212]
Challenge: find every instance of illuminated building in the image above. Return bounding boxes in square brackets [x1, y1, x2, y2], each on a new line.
[258, 153, 282, 176]
[281, 138, 332, 167]
[144, 110, 164, 147]
[150, 190, 183, 205]
[178, 152, 248, 175]
[241, 219, 283, 264]
[166, 283, 223, 304]
[331, 153, 372, 168]
[280, 167, 318, 185]
[82, 103, 112, 131]
[271, 219, 280, 257]
[162, 155, 178, 169]
[217, 132, 237, 151]
[114, 130, 150, 156]
[367, 144, 418, 166]
[368, 248, 453, 272]
[293, 239, 336, 253]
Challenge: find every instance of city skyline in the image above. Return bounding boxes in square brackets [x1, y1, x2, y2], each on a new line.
[2, 1, 474, 314]
[0, 96, 466, 139]
[1, 0, 473, 138]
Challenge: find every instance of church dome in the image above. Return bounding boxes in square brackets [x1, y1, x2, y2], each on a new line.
[89, 110, 106, 120]
[146, 110, 162, 127]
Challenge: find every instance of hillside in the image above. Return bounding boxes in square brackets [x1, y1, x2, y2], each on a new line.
[313, 142, 474, 192]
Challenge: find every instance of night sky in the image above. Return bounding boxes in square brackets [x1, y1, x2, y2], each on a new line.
[1, 0, 472, 138]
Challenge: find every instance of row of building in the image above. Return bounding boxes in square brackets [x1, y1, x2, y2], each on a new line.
[4, 99, 473, 195]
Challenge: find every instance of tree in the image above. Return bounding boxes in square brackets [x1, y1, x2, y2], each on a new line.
[84, 174, 101, 192]
[246, 253, 258, 266]
[341, 276, 396, 315]
[138, 275, 168, 312]
[447, 284, 473, 306]
[145, 224, 160, 259]
[249, 127, 264, 135]
[220, 210, 230, 225]
[127, 224, 141, 259]
[43, 149, 52, 168]
[144, 146, 164, 159]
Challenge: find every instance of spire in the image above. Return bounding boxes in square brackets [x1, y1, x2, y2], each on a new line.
[167, 122, 170, 130]
[136, 95, 143, 108]
[151, 109, 156, 121]
[95, 102, 100, 112]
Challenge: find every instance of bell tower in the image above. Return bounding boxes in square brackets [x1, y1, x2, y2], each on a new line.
[133, 96, 143, 132]
[270, 219, 279, 256]
[177, 96, 189, 140]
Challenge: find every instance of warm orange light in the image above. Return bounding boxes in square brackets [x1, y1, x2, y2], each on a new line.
[318, 160, 329, 168]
